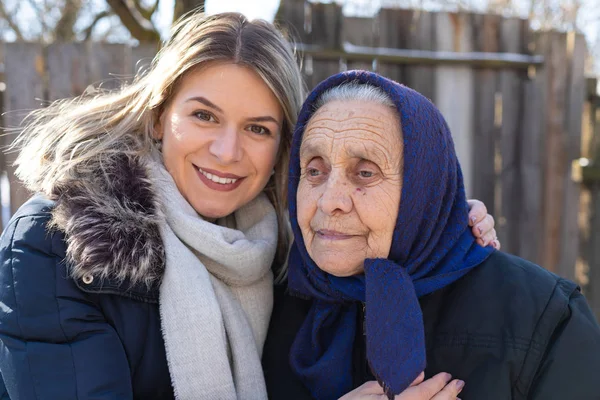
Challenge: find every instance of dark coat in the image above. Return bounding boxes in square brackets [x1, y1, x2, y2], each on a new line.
[0, 192, 174, 399]
[263, 251, 600, 400]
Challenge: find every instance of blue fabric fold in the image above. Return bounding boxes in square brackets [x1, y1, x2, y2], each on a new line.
[287, 70, 495, 399]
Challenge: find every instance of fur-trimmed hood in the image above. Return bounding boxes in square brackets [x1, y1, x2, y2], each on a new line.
[51, 152, 165, 288]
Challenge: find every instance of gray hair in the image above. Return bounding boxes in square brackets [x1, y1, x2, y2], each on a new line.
[314, 82, 395, 110]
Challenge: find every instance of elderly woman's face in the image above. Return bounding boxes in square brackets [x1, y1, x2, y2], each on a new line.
[297, 100, 403, 277]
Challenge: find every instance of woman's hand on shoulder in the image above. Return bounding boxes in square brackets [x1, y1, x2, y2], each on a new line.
[338, 372, 464, 400]
[467, 199, 500, 250]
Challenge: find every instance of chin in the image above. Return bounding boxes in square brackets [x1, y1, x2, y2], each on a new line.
[316, 259, 363, 277]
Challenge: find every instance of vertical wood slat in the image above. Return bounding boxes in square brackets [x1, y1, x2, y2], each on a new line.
[434, 12, 475, 196]
[470, 13, 500, 223]
[304, 2, 342, 90]
[375, 8, 411, 84]
[540, 32, 570, 274]
[404, 11, 436, 100]
[497, 18, 525, 257]
[344, 17, 376, 72]
[581, 82, 600, 320]
[47, 43, 130, 100]
[517, 27, 545, 265]
[3, 43, 45, 214]
[558, 33, 586, 281]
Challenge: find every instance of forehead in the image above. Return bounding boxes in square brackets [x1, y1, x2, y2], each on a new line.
[301, 100, 402, 163]
[172, 63, 282, 116]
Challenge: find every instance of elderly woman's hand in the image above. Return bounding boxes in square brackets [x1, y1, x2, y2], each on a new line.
[338, 372, 464, 400]
[467, 199, 500, 250]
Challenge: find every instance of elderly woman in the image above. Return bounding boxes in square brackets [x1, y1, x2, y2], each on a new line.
[262, 71, 600, 400]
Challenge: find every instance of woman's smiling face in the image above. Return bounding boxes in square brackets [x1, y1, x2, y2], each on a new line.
[155, 62, 283, 219]
[297, 99, 403, 277]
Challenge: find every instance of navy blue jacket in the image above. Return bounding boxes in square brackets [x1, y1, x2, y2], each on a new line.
[0, 196, 174, 399]
[264, 251, 600, 399]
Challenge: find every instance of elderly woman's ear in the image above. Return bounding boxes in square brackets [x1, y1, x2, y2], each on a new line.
[466, 199, 500, 249]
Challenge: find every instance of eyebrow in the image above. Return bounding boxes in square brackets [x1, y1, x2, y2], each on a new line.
[185, 96, 223, 112]
[247, 116, 280, 125]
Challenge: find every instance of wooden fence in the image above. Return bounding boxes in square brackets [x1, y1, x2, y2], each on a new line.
[0, 3, 594, 311]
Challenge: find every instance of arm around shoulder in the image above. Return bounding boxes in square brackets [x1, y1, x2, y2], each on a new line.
[0, 213, 133, 400]
[525, 280, 600, 399]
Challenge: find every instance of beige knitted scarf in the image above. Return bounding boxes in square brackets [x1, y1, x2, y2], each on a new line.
[150, 159, 276, 400]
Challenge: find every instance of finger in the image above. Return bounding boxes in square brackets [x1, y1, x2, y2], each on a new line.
[338, 381, 384, 400]
[479, 229, 497, 247]
[409, 372, 425, 387]
[357, 381, 386, 395]
[467, 199, 487, 226]
[492, 239, 501, 250]
[409, 372, 452, 398]
[474, 215, 495, 239]
[431, 379, 464, 400]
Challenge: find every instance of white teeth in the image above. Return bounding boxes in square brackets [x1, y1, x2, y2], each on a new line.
[197, 168, 238, 185]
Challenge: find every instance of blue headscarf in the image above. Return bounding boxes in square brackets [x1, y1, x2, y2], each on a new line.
[287, 71, 495, 399]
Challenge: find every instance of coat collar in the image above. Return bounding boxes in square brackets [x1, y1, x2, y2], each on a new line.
[50, 152, 165, 297]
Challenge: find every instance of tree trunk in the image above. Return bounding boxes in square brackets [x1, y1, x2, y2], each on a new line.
[54, 0, 82, 41]
[174, 0, 206, 21]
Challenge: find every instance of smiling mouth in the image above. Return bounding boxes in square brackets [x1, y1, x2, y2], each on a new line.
[316, 229, 356, 240]
[196, 166, 241, 185]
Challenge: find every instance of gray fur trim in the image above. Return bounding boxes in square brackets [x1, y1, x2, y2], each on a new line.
[51, 153, 165, 288]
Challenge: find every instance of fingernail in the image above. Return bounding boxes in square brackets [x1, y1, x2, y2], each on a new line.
[444, 373, 452, 381]
[470, 216, 477, 225]
[477, 226, 483, 235]
[456, 380, 465, 392]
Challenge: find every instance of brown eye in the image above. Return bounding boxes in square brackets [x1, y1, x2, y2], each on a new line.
[194, 110, 216, 122]
[247, 125, 271, 136]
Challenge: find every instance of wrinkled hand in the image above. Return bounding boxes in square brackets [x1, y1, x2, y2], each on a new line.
[338, 372, 464, 400]
[467, 199, 500, 250]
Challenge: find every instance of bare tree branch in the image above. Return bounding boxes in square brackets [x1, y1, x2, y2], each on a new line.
[55, 0, 82, 41]
[133, 0, 160, 20]
[83, 10, 113, 41]
[0, 1, 24, 40]
[105, 0, 160, 42]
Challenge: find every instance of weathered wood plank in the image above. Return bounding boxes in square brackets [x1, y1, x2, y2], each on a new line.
[3, 43, 45, 214]
[497, 17, 525, 257]
[470, 13, 500, 221]
[539, 32, 570, 274]
[558, 32, 586, 281]
[404, 11, 436, 100]
[375, 8, 411, 84]
[434, 12, 475, 196]
[344, 17, 376, 72]
[304, 2, 342, 89]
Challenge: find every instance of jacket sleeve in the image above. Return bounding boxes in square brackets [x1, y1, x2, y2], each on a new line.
[0, 214, 133, 400]
[525, 280, 600, 399]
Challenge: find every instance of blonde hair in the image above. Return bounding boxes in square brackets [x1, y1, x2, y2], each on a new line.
[12, 11, 305, 280]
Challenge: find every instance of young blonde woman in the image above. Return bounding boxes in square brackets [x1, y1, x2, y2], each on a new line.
[0, 11, 498, 400]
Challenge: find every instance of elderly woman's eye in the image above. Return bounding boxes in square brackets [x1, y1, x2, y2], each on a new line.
[307, 168, 321, 177]
[359, 170, 374, 178]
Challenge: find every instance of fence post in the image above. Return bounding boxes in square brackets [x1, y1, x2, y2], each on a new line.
[579, 79, 600, 320]
[3, 43, 45, 215]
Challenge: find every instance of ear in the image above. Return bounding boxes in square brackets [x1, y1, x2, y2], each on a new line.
[153, 111, 165, 140]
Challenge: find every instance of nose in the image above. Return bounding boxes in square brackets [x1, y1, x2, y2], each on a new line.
[209, 125, 243, 164]
[317, 172, 353, 216]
